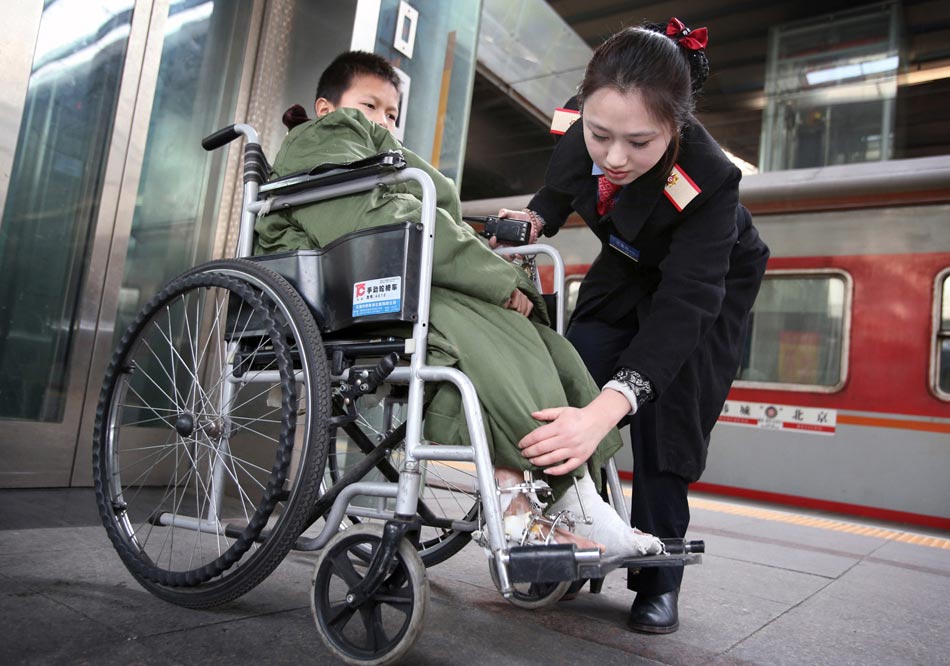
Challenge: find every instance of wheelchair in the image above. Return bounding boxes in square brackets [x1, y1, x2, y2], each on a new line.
[92, 122, 703, 665]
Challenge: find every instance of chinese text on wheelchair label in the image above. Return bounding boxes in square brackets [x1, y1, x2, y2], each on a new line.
[353, 276, 402, 316]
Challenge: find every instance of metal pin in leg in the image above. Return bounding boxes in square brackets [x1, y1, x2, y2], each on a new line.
[572, 476, 593, 525]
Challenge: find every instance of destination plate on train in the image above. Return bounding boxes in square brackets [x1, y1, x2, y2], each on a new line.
[718, 400, 837, 435]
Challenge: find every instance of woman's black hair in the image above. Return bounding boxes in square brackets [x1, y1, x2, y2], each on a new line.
[315, 50, 401, 104]
[577, 21, 710, 175]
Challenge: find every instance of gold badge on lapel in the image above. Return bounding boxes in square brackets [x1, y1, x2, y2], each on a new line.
[664, 164, 701, 211]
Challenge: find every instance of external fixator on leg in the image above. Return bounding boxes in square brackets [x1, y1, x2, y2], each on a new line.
[496, 471, 580, 546]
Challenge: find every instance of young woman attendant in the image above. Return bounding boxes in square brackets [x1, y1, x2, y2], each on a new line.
[505, 20, 770, 633]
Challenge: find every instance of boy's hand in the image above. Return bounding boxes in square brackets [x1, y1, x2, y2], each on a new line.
[504, 289, 533, 317]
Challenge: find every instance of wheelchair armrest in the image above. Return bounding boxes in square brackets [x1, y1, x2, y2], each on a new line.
[259, 150, 407, 196]
[493, 244, 566, 334]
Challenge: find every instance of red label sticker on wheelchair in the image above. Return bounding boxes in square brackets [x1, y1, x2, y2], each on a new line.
[353, 277, 402, 317]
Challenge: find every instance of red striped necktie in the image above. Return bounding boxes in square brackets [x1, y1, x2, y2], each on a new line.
[597, 176, 622, 216]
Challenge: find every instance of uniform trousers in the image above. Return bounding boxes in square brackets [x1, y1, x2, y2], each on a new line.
[567, 313, 690, 596]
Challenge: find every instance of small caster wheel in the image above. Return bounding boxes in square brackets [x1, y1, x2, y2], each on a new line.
[312, 524, 428, 665]
[488, 560, 571, 609]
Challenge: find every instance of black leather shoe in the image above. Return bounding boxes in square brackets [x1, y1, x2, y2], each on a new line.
[627, 589, 679, 634]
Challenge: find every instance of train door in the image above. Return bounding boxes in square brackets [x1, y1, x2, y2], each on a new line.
[0, 0, 257, 487]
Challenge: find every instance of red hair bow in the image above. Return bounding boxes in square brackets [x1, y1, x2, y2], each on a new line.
[666, 17, 708, 51]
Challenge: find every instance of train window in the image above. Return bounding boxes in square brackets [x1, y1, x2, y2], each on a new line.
[932, 270, 950, 400]
[736, 270, 852, 392]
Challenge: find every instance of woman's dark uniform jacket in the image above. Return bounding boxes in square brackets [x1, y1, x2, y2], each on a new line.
[528, 117, 770, 482]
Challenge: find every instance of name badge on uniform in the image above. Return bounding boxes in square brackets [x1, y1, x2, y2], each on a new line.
[550, 107, 580, 135]
[609, 234, 640, 262]
[664, 164, 701, 212]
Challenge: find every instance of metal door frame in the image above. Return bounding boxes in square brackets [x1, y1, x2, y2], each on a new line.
[0, 0, 264, 488]
[71, 0, 265, 486]
[0, 0, 162, 487]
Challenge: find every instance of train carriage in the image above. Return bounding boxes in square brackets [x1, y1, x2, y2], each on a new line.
[464, 154, 950, 530]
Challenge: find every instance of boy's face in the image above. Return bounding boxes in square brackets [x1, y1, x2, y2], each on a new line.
[315, 74, 400, 134]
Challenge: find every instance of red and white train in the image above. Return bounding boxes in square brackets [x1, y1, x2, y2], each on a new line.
[465, 155, 950, 530]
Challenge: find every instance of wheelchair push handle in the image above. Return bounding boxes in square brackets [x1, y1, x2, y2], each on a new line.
[202, 123, 262, 151]
[202, 125, 240, 151]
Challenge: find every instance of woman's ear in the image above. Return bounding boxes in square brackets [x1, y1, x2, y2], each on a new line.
[314, 97, 335, 118]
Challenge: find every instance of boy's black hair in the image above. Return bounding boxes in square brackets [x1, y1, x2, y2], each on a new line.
[315, 51, 401, 104]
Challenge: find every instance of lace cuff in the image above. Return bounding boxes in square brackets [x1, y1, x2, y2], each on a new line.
[521, 208, 546, 242]
[603, 368, 655, 415]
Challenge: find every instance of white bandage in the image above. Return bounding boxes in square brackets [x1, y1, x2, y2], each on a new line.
[547, 473, 664, 557]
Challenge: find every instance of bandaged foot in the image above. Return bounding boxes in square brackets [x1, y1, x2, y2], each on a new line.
[495, 467, 602, 551]
[546, 472, 665, 557]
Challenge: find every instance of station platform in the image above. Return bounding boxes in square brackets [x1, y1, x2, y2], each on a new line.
[1, 486, 947, 666]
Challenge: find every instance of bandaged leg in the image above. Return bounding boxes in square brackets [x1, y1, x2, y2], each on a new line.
[547, 472, 665, 557]
[494, 467, 601, 550]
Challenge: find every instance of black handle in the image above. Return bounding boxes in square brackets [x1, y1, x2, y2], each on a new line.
[365, 352, 399, 389]
[202, 125, 241, 151]
[660, 538, 705, 554]
[342, 353, 401, 400]
[463, 215, 530, 245]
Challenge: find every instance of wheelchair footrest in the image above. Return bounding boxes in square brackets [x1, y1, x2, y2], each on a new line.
[507, 544, 580, 583]
[599, 539, 704, 574]
[612, 552, 703, 570]
[507, 538, 705, 583]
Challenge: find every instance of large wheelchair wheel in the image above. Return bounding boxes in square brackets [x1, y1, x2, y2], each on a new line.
[312, 523, 428, 666]
[327, 389, 478, 567]
[93, 259, 331, 608]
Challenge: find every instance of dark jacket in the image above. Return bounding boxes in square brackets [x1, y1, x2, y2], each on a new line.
[528, 117, 769, 481]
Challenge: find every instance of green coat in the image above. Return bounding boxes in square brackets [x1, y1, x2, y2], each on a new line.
[255, 109, 621, 493]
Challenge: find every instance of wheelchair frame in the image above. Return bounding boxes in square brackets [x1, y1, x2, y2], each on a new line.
[93, 122, 701, 665]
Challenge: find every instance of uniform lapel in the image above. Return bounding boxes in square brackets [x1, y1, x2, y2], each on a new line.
[573, 178, 600, 229]
[608, 171, 665, 240]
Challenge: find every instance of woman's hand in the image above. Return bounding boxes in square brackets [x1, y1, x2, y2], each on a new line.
[518, 390, 631, 475]
[504, 288, 533, 317]
[489, 208, 537, 251]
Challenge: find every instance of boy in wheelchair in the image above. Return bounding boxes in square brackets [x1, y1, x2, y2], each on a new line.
[256, 51, 662, 558]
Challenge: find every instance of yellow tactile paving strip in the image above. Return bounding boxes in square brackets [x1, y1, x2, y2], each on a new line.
[687, 495, 950, 550]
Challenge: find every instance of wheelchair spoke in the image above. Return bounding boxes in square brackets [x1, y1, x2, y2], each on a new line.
[359, 604, 389, 652]
[326, 601, 357, 631]
[330, 550, 366, 589]
[113, 436, 182, 494]
[111, 411, 177, 429]
[373, 586, 413, 612]
[121, 365, 182, 427]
